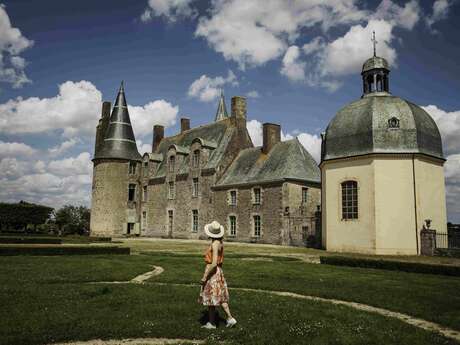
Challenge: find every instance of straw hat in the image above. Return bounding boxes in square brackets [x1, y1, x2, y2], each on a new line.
[204, 220, 225, 239]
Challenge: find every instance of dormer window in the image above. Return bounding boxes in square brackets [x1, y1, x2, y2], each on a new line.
[168, 156, 175, 173]
[129, 161, 137, 175]
[192, 150, 200, 168]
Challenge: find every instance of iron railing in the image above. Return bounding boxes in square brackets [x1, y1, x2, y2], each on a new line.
[436, 232, 460, 249]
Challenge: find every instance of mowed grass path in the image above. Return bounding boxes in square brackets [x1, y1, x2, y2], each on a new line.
[0, 239, 459, 345]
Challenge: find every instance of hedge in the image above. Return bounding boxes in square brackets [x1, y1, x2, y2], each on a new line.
[0, 237, 62, 244]
[320, 255, 460, 277]
[0, 245, 130, 256]
[435, 248, 460, 258]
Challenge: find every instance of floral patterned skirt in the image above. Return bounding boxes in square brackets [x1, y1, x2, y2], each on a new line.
[199, 265, 229, 306]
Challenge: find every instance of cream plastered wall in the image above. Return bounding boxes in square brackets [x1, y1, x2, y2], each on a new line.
[373, 157, 417, 255]
[414, 157, 447, 235]
[321, 154, 447, 255]
[321, 157, 376, 254]
[90, 161, 130, 237]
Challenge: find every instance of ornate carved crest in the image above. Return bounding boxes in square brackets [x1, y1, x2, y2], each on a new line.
[388, 116, 400, 129]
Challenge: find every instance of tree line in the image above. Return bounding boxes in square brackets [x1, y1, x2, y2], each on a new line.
[0, 201, 90, 235]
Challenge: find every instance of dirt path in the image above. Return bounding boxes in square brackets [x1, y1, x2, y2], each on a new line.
[77, 265, 460, 344]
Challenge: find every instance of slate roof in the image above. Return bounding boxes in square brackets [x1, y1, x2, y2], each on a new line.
[216, 138, 320, 188]
[323, 94, 444, 161]
[94, 82, 142, 162]
[362, 56, 389, 73]
[153, 118, 235, 178]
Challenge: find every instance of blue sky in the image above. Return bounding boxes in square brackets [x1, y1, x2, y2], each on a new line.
[0, 0, 459, 222]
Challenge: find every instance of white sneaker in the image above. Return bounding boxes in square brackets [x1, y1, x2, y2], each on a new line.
[201, 322, 216, 329]
[226, 318, 237, 328]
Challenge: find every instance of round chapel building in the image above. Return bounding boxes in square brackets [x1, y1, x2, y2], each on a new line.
[320, 53, 447, 255]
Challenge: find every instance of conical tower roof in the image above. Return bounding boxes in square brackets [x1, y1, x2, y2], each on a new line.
[215, 90, 228, 121]
[93, 82, 141, 161]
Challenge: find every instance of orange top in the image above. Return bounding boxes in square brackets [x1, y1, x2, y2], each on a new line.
[204, 243, 224, 266]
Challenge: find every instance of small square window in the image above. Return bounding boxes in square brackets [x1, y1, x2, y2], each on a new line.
[143, 185, 148, 201]
[168, 181, 175, 199]
[229, 216, 237, 236]
[192, 178, 199, 197]
[302, 188, 308, 203]
[128, 184, 136, 201]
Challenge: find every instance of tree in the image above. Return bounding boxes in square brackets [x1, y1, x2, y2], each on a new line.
[0, 201, 53, 232]
[55, 205, 90, 235]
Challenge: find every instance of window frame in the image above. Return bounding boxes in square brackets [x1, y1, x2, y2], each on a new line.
[168, 155, 175, 173]
[192, 178, 199, 197]
[228, 215, 237, 237]
[128, 161, 137, 175]
[192, 149, 200, 168]
[253, 187, 261, 205]
[302, 187, 308, 204]
[168, 181, 175, 200]
[192, 209, 199, 232]
[253, 214, 261, 237]
[229, 190, 237, 206]
[167, 210, 174, 233]
[341, 180, 358, 220]
[128, 183, 136, 201]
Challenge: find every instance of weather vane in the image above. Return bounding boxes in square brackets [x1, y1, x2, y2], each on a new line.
[372, 31, 378, 57]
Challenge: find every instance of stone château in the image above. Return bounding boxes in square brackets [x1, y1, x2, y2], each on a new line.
[90, 85, 321, 246]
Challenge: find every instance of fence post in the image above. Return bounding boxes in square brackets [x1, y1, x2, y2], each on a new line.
[420, 228, 437, 256]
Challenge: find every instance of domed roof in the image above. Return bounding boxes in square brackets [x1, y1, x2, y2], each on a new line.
[362, 56, 389, 73]
[323, 94, 444, 161]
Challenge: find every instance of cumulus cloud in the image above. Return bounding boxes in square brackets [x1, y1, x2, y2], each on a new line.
[195, 0, 367, 69]
[426, 0, 452, 28]
[0, 140, 35, 158]
[141, 0, 197, 22]
[374, 0, 421, 30]
[130, 99, 178, 137]
[136, 139, 152, 155]
[422, 105, 460, 156]
[188, 70, 238, 102]
[47, 152, 92, 177]
[0, 80, 102, 138]
[48, 138, 79, 157]
[0, 5, 34, 88]
[280, 46, 306, 82]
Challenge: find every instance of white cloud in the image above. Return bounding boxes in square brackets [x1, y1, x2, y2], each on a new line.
[422, 105, 460, 156]
[141, 0, 196, 22]
[48, 152, 92, 177]
[0, 140, 35, 158]
[188, 70, 238, 102]
[136, 139, 152, 155]
[0, 80, 102, 138]
[246, 119, 263, 146]
[296, 132, 322, 163]
[130, 99, 178, 137]
[426, 0, 452, 28]
[246, 90, 259, 98]
[48, 138, 79, 157]
[0, 5, 34, 88]
[280, 46, 306, 82]
[374, 0, 421, 30]
[195, 0, 367, 69]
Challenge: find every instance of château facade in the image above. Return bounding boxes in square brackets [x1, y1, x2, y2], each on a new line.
[90, 85, 321, 246]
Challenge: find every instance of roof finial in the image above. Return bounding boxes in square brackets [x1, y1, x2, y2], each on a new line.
[371, 31, 378, 57]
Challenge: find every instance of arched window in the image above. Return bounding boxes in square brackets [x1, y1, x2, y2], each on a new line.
[366, 75, 374, 92]
[168, 155, 175, 173]
[341, 180, 358, 220]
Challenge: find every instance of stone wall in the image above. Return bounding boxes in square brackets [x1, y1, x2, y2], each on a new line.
[90, 159, 141, 237]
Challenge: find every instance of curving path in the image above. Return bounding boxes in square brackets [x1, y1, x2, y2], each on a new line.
[83, 265, 460, 344]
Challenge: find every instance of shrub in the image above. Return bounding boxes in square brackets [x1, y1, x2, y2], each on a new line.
[320, 255, 460, 277]
[0, 245, 130, 256]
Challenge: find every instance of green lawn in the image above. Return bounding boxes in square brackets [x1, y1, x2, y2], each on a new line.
[1, 240, 460, 345]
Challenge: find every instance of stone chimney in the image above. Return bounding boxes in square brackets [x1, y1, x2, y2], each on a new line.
[152, 125, 164, 152]
[181, 118, 190, 133]
[262, 123, 281, 154]
[231, 96, 246, 119]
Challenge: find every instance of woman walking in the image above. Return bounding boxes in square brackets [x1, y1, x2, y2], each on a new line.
[199, 221, 237, 329]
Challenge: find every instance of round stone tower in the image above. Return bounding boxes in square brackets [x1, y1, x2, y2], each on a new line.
[90, 82, 142, 237]
[320, 44, 447, 255]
